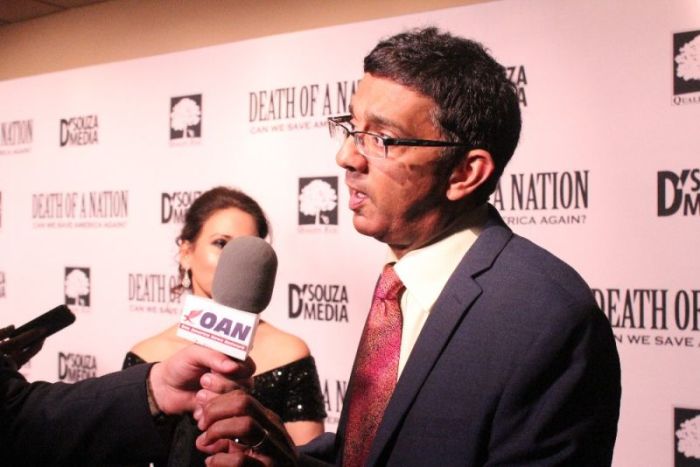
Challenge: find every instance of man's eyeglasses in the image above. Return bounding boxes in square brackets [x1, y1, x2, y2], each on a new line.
[327, 114, 471, 159]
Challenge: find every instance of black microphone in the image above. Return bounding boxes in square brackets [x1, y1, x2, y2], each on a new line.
[9, 305, 76, 341]
[177, 236, 277, 359]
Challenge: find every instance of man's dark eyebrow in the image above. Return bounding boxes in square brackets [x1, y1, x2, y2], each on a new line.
[367, 112, 410, 136]
[347, 104, 412, 137]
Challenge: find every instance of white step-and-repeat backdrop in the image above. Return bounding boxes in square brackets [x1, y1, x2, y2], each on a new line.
[1, 0, 699, 465]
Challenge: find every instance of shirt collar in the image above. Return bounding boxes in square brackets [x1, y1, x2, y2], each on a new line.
[389, 205, 488, 313]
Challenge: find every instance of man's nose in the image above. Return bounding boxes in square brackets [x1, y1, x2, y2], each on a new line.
[335, 137, 368, 172]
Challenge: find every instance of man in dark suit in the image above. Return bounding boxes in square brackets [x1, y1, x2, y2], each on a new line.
[195, 27, 621, 466]
[0, 325, 253, 466]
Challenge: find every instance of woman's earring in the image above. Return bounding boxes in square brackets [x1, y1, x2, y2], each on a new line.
[182, 268, 191, 289]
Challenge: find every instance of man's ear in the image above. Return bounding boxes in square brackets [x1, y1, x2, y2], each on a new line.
[446, 149, 495, 202]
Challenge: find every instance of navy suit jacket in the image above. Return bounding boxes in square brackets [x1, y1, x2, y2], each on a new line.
[301, 207, 621, 466]
[0, 359, 169, 466]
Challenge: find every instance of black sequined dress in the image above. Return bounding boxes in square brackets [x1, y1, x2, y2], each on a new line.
[121, 351, 326, 466]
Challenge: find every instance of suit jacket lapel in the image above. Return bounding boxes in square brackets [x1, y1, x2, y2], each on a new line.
[366, 208, 513, 466]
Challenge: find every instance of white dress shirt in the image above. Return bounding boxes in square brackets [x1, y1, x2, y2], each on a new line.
[390, 207, 487, 377]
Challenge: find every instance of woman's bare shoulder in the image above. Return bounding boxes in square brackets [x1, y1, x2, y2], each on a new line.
[252, 321, 311, 373]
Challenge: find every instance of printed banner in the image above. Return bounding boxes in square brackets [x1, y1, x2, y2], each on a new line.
[0, 1, 698, 464]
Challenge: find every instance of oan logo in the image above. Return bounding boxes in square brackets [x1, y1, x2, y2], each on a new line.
[60, 115, 98, 146]
[673, 30, 700, 106]
[298, 177, 338, 230]
[675, 407, 700, 466]
[64, 267, 90, 311]
[658, 169, 700, 216]
[177, 294, 258, 361]
[58, 352, 97, 383]
[170, 94, 202, 144]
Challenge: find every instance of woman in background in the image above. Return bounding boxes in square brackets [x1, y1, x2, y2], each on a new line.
[123, 186, 325, 466]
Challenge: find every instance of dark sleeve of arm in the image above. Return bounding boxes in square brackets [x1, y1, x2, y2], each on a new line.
[486, 304, 621, 466]
[298, 432, 337, 466]
[1, 362, 169, 466]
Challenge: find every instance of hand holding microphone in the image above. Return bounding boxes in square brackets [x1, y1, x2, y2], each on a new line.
[176, 235, 278, 360]
[174, 237, 298, 463]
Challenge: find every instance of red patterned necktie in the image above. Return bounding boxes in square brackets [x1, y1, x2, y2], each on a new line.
[342, 263, 405, 467]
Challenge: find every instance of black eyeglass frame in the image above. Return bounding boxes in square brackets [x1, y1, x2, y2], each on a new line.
[327, 114, 472, 159]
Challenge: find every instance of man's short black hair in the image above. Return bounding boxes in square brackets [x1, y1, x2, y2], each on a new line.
[364, 27, 521, 204]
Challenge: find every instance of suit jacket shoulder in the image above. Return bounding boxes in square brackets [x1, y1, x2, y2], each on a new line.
[365, 208, 621, 466]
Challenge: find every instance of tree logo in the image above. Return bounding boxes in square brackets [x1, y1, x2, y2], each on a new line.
[170, 94, 202, 141]
[64, 267, 91, 310]
[298, 177, 338, 226]
[673, 31, 700, 105]
[675, 407, 700, 466]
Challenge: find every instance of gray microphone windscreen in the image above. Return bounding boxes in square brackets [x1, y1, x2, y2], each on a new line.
[211, 236, 277, 314]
